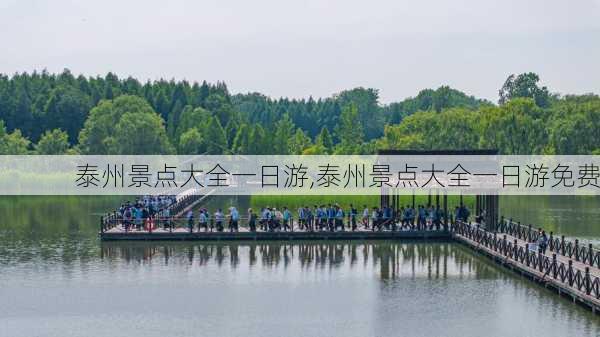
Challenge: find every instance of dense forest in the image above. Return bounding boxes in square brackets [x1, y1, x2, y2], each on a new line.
[0, 70, 598, 155]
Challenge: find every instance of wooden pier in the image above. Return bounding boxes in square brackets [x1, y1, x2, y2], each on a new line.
[452, 220, 600, 313]
[100, 227, 451, 241]
[98, 148, 600, 313]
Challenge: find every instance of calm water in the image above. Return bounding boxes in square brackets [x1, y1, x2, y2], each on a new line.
[0, 196, 599, 337]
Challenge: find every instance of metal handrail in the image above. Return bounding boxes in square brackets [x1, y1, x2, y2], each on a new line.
[453, 220, 600, 300]
[496, 217, 600, 268]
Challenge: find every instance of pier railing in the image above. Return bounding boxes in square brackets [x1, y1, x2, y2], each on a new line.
[453, 220, 600, 300]
[496, 217, 600, 268]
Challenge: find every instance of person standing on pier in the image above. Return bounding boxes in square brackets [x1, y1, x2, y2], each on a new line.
[335, 205, 345, 231]
[317, 205, 325, 231]
[229, 207, 239, 232]
[283, 207, 292, 231]
[349, 204, 358, 231]
[215, 208, 224, 232]
[198, 209, 208, 232]
[310, 205, 318, 231]
[362, 205, 369, 229]
[134, 204, 143, 231]
[382, 206, 391, 230]
[433, 205, 441, 230]
[327, 204, 335, 231]
[186, 209, 194, 233]
[259, 208, 267, 231]
[297, 206, 305, 230]
[371, 207, 379, 231]
[306, 206, 314, 232]
[206, 209, 213, 232]
[538, 230, 548, 254]
[248, 208, 257, 232]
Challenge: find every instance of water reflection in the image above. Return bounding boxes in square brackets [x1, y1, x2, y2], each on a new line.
[100, 241, 500, 281]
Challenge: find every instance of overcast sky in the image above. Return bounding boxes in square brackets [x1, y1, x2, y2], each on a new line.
[1, 0, 599, 103]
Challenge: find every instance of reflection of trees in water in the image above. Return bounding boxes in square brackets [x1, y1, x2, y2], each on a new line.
[100, 241, 504, 280]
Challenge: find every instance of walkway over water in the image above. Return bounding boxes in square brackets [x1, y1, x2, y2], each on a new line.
[453, 220, 600, 312]
[99, 188, 600, 313]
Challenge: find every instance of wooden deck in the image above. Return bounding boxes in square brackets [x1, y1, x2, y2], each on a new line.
[453, 225, 600, 313]
[100, 227, 451, 241]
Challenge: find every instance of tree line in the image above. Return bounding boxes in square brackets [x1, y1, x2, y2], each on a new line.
[0, 70, 597, 155]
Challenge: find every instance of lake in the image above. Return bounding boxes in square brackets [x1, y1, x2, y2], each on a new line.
[0, 196, 599, 337]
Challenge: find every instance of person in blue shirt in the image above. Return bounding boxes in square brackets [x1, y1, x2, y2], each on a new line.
[134, 205, 143, 231]
[307, 205, 317, 232]
[215, 208, 224, 232]
[349, 204, 358, 231]
[317, 206, 325, 231]
[260, 207, 268, 231]
[248, 208, 257, 232]
[362, 205, 370, 229]
[229, 207, 239, 232]
[382, 206, 391, 230]
[418, 205, 426, 230]
[371, 207, 380, 231]
[327, 204, 335, 232]
[187, 210, 194, 233]
[305, 206, 313, 232]
[335, 205, 345, 231]
[297, 206, 305, 230]
[198, 209, 208, 232]
[283, 207, 292, 232]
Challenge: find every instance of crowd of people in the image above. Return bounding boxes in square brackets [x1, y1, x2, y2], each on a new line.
[109, 196, 475, 234]
[113, 195, 177, 231]
[179, 203, 473, 233]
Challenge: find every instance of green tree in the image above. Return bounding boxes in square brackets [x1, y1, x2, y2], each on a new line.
[44, 86, 92, 143]
[232, 124, 251, 154]
[78, 95, 173, 154]
[335, 87, 382, 139]
[178, 128, 205, 154]
[316, 127, 333, 154]
[174, 106, 211, 144]
[302, 143, 327, 155]
[273, 114, 295, 154]
[334, 104, 364, 154]
[205, 93, 235, 127]
[248, 125, 267, 154]
[204, 117, 228, 154]
[289, 129, 312, 154]
[0, 127, 30, 154]
[479, 99, 547, 154]
[499, 73, 551, 108]
[35, 129, 70, 154]
[112, 112, 174, 154]
[547, 95, 600, 154]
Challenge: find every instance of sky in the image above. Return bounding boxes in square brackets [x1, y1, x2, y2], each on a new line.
[1, 0, 599, 103]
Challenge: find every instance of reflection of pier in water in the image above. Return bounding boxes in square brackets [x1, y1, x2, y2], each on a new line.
[100, 242, 500, 280]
